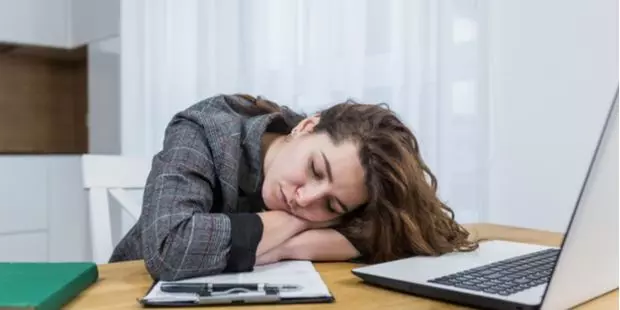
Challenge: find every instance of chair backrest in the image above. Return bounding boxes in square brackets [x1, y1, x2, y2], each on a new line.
[81, 155, 151, 264]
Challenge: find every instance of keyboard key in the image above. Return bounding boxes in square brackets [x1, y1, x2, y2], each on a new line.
[487, 273, 503, 279]
[483, 288, 499, 294]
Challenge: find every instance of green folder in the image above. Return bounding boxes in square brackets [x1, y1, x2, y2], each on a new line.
[0, 262, 98, 310]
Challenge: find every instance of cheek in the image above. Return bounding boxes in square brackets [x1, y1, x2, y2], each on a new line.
[274, 146, 308, 182]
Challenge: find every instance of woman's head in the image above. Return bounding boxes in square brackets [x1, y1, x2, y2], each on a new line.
[234, 94, 477, 262]
[261, 114, 369, 222]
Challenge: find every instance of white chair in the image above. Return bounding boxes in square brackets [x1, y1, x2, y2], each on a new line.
[81, 155, 151, 264]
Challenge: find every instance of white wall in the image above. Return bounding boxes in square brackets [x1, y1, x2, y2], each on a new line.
[486, 0, 618, 232]
[71, 0, 120, 47]
[88, 37, 122, 154]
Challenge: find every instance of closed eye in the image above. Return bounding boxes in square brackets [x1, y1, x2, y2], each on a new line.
[310, 160, 322, 178]
[310, 156, 348, 215]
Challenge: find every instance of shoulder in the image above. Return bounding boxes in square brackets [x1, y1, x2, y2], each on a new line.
[169, 94, 257, 136]
[178, 94, 251, 123]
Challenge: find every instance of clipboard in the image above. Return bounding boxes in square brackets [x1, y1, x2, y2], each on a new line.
[138, 261, 335, 306]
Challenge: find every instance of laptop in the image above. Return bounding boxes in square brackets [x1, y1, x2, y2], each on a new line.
[352, 87, 619, 310]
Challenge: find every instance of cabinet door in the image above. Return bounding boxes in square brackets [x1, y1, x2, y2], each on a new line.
[0, 232, 48, 261]
[0, 0, 119, 48]
[47, 156, 90, 262]
[0, 0, 70, 47]
[0, 157, 48, 235]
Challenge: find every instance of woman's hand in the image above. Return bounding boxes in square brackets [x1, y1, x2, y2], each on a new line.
[255, 210, 312, 257]
[256, 228, 359, 265]
[255, 245, 286, 266]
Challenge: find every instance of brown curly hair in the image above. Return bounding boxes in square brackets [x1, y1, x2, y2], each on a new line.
[230, 94, 478, 263]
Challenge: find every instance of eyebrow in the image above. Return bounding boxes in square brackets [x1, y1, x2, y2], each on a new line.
[320, 151, 350, 214]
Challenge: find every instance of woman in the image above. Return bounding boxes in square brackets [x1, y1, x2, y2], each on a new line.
[109, 94, 478, 281]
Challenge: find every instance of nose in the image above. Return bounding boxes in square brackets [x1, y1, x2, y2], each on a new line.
[294, 185, 327, 209]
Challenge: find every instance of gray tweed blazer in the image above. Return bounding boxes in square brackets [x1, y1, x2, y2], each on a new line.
[109, 95, 290, 281]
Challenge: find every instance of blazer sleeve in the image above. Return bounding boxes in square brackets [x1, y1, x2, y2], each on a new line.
[140, 107, 263, 281]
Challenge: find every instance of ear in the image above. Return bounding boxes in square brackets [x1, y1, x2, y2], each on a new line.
[291, 114, 320, 136]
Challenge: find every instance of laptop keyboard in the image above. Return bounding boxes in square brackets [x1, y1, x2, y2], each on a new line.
[428, 248, 560, 296]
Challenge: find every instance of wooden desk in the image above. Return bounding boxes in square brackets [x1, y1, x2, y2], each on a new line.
[65, 224, 618, 309]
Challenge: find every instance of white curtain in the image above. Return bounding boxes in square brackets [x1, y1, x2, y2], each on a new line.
[121, 0, 488, 223]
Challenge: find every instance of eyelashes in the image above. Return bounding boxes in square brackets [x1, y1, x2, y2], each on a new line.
[310, 160, 321, 178]
[309, 159, 335, 213]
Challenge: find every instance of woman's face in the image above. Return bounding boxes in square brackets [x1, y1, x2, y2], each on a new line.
[262, 116, 368, 222]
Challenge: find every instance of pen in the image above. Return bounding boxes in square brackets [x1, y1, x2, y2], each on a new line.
[160, 282, 302, 294]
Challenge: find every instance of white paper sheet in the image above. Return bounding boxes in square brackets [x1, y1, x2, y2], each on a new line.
[142, 260, 331, 303]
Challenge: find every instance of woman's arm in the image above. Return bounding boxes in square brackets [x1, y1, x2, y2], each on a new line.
[255, 229, 360, 265]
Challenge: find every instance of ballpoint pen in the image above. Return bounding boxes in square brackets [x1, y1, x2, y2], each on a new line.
[160, 282, 303, 295]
